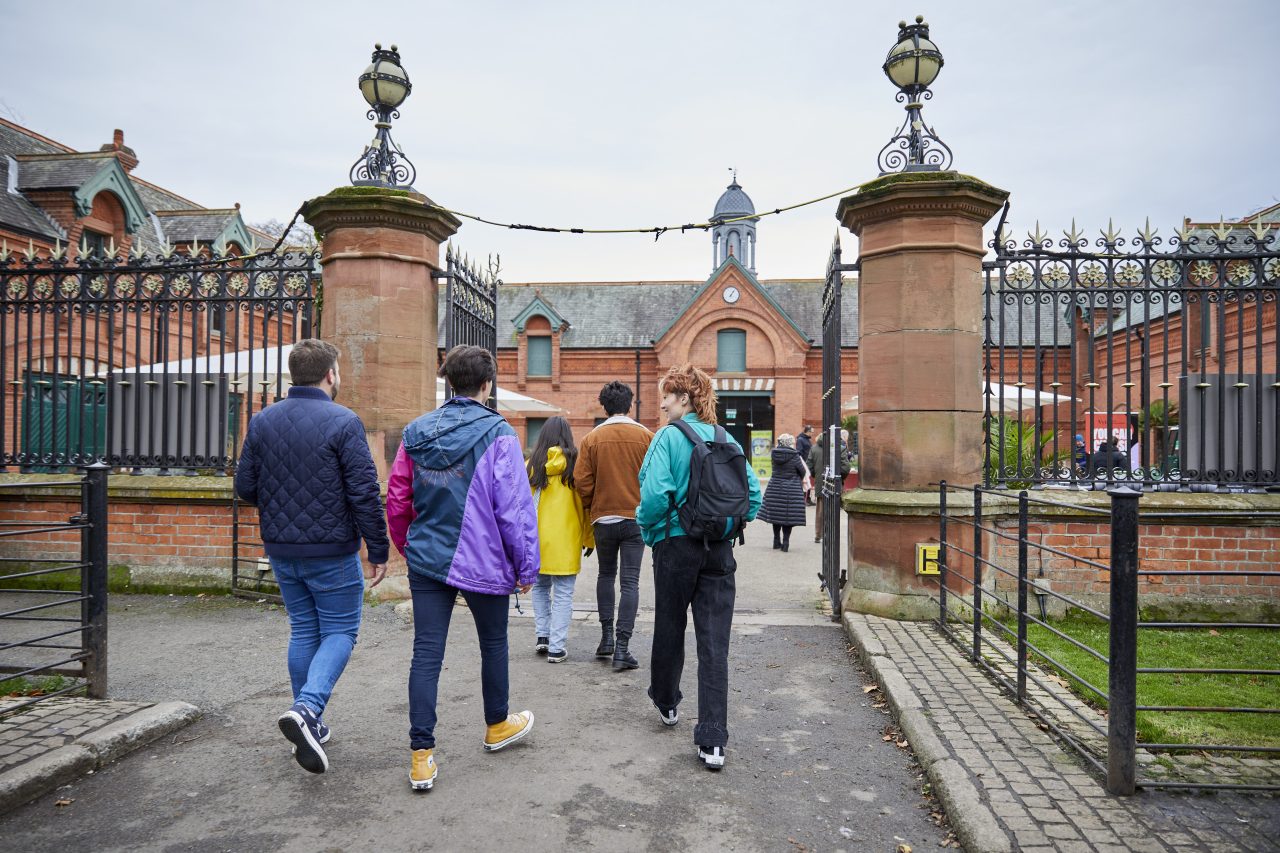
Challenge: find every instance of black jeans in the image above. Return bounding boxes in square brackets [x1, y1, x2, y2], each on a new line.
[593, 519, 644, 637]
[649, 535, 736, 748]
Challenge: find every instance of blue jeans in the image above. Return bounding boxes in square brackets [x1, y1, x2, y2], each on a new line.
[532, 573, 577, 654]
[270, 553, 364, 717]
[409, 573, 510, 751]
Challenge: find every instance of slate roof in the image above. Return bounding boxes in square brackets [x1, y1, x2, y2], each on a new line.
[12, 152, 116, 190]
[0, 122, 69, 240]
[0, 119, 256, 255]
[0, 158, 62, 240]
[439, 274, 860, 350]
[155, 210, 240, 243]
[713, 180, 755, 218]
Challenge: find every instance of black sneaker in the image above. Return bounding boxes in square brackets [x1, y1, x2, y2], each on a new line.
[648, 689, 678, 727]
[547, 649, 567, 663]
[698, 745, 725, 770]
[279, 702, 328, 774]
[535, 636, 549, 654]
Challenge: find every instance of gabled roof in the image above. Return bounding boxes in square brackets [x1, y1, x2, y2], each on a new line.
[652, 256, 812, 344]
[155, 209, 255, 251]
[511, 291, 570, 332]
[12, 151, 150, 234]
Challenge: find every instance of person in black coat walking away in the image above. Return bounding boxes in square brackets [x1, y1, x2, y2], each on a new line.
[758, 434, 808, 551]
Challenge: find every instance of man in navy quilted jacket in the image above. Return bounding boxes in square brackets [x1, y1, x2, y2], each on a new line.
[235, 339, 389, 775]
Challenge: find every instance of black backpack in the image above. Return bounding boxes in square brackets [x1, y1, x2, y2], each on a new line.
[666, 419, 751, 545]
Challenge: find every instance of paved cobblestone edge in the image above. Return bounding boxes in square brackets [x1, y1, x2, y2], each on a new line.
[843, 612, 1015, 853]
[0, 701, 200, 815]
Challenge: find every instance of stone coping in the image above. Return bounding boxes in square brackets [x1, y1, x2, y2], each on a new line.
[842, 486, 1280, 521]
[0, 472, 235, 502]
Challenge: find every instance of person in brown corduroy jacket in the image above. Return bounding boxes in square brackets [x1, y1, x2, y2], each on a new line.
[573, 381, 653, 670]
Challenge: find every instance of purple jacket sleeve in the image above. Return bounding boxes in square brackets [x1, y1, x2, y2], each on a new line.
[490, 434, 540, 586]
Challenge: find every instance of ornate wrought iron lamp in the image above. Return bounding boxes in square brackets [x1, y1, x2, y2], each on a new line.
[877, 15, 953, 174]
[349, 43, 417, 190]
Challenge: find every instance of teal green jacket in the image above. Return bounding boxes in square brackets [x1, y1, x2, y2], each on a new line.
[635, 414, 762, 547]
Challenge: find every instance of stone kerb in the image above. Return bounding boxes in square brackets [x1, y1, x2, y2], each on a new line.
[301, 187, 461, 468]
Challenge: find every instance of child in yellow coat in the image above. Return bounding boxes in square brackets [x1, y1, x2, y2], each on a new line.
[527, 417, 593, 663]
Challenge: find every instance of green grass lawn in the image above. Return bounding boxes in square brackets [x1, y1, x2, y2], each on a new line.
[1022, 615, 1280, 748]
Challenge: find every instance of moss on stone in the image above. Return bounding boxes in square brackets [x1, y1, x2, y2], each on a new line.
[321, 186, 414, 199]
[851, 170, 1004, 204]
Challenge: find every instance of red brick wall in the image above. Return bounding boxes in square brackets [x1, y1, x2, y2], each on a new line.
[0, 488, 247, 587]
[984, 515, 1280, 608]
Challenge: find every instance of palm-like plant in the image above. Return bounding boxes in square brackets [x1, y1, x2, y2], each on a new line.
[984, 417, 1071, 487]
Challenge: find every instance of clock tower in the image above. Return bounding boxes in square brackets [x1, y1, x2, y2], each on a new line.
[710, 172, 758, 274]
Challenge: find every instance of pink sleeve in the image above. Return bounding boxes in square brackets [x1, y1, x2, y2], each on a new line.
[386, 444, 417, 556]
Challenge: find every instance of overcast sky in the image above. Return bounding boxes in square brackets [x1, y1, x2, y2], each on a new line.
[3, 0, 1276, 282]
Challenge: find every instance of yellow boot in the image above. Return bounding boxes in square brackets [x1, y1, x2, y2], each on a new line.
[483, 710, 534, 752]
[409, 748, 437, 791]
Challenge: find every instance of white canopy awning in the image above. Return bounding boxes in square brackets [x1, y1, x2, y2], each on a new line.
[123, 344, 563, 417]
[984, 382, 1077, 413]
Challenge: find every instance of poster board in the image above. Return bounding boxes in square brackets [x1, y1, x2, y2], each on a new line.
[750, 430, 773, 479]
[1084, 412, 1131, 452]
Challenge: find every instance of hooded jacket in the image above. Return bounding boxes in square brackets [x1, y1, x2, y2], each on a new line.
[531, 446, 594, 575]
[386, 397, 539, 595]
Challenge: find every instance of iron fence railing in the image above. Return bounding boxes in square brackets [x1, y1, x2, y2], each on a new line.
[933, 482, 1279, 794]
[0, 244, 320, 474]
[982, 208, 1279, 491]
[0, 464, 108, 715]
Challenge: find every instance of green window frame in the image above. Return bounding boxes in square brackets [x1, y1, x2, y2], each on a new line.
[526, 418, 547, 449]
[717, 329, 747, 373]
[527, 335, 552, 377]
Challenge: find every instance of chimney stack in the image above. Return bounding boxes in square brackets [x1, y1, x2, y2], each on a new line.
[100, 128, 139, 173]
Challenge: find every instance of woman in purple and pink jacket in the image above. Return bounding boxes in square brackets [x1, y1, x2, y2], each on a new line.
[387, 345, 540, 792]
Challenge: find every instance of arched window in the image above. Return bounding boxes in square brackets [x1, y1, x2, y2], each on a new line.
[717, 328, 747, 373]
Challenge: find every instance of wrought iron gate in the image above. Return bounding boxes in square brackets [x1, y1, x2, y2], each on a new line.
[820, 236, 857, 618]
[982, 204, 1279, 490]
[436, 244, 500, 408]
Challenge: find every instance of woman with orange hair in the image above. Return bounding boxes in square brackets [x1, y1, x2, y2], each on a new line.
[636, 363, 761, 771]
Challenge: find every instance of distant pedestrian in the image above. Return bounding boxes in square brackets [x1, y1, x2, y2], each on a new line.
[637, 364, 761, 771]
[387, 345, 539, 792]
[527, 416, 593, 664]
[574, 381, 653, 670]
[795, 425, 813, 462]
[811, 431, 851, 544]
[1073, 434, 1088, 476]
[758, 434, 807, 552]
[234, 339, 389, 776]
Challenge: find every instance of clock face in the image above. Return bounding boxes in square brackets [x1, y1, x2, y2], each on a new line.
[723, 286, 740, 304]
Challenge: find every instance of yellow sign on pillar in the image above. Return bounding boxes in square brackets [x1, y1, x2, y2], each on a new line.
[916, 543, 940, 575]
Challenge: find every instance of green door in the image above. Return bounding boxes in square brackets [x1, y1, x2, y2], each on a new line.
[21, 373, 107, 471]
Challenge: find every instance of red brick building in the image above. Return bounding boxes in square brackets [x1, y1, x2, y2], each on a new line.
[450, 179, 860, 454]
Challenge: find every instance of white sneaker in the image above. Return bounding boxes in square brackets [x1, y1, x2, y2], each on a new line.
[698, 745, 725, 770]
